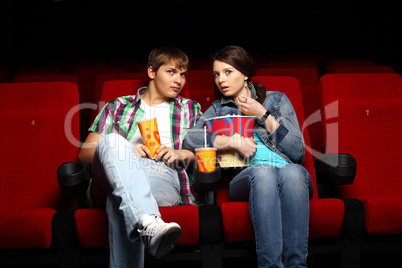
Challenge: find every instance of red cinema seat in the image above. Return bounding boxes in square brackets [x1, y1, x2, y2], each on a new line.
[0, 82, 79, 265]
[320, 74, 402, 238]
[74, 67, 126, 138]
[12, 73, 79, 84]
[186, 70, 215, 112]
[325, 59, 376, 73]
[91, 73, 148, 122]
[331, 65, 394, 73]
[255, 67, 324, 157]
[216, 76, 363, 267]
[73, 80, 218, 267]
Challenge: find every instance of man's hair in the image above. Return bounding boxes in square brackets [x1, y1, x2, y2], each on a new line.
[147, 46, 189, 73]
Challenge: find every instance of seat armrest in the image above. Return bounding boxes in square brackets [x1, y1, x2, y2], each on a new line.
[193, 163, 221, 205]
[314, 153, 356, 185]
[57, 162, 90, 195]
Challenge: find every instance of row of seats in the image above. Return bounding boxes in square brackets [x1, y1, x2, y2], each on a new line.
[1, 72, 402, 267]
[4, 60, 396, 154]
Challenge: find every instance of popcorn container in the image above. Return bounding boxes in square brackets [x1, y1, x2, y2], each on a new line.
[205, 115, 256, 167]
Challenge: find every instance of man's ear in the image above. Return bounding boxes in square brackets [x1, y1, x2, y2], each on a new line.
[147, 66, 156, 80]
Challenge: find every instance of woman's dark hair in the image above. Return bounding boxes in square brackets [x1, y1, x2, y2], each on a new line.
[212, 45, 266, 104]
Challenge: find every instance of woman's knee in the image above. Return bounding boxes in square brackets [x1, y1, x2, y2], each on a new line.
[279, 164, 314, 198]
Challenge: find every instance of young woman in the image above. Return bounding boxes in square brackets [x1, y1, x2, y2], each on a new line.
[184, 45, 313, 268]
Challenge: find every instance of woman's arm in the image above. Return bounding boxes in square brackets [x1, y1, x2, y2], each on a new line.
[236, 95, 279, 134]
[236, 93, 305, 163]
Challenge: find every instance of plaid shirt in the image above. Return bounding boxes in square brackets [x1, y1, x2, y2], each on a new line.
[90, 87, 202, 205]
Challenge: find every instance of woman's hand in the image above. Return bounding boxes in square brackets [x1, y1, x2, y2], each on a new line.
[236, 95, 266, 118]
[231, 137, 258, 158]
[236, 95, 280, 134]
[214, 135, 257, 158]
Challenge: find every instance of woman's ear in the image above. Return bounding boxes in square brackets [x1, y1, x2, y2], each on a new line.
[147, 66, 156, 80]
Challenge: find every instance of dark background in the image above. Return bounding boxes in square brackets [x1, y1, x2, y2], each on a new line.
[1, 0, 402, 73]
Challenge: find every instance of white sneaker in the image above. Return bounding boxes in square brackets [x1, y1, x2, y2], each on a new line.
[137, 215, 182, 259]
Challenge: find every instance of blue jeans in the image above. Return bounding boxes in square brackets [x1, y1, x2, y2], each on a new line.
[229, 164, 312, 268]
[91, 133, 180, 268]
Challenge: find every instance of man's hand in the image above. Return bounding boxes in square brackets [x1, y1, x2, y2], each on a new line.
[154, 145, 195, 165]
[134, 143, 153, 159]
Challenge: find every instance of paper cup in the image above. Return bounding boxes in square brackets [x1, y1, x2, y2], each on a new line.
[205, 115, 256, 167]
[195, 148, 217, 172]
[137, 118, 161, 158]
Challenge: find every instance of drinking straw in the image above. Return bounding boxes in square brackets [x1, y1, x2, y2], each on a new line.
[204, 126, 207, 148]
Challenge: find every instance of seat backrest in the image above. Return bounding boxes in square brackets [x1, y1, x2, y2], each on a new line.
[216, 76, 319, 205]
[12, 74, 79, 84]
[331, 65, 394, 73]
[0, 82, 80, 209]
[75, 67, 126, 132]
[325, 59, 376, 73]
[186, 70, 215, 112]
[255, 67, 324, 157]
[91, 73, 148, 122]
[320, 73, 402, 199]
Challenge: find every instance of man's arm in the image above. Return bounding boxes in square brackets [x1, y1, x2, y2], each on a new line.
[78, 132, 102, 164]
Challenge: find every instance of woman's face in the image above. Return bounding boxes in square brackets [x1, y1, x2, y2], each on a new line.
[213, 60, 249, 99]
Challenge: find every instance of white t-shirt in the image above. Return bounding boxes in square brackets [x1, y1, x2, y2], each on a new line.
[131, 100, 172, 148]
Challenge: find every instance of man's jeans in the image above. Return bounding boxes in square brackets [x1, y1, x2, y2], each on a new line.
[91, 133, 180, 268]
[229, 164, 312, 268]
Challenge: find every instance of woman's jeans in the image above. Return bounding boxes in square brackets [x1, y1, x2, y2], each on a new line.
[91, 133, 180, 268]
[230, 164, 312, 268]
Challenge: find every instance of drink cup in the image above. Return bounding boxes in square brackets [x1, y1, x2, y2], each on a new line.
[195, 148, 217, 172]
[137, 118, 161, 158]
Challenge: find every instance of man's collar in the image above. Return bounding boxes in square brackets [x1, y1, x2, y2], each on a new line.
[136, 86, 183, 105]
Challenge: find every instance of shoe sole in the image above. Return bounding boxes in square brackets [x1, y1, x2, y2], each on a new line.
[154, 225, 182, 259]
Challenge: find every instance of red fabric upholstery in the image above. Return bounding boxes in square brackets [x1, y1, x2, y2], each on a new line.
[325, 59, 376, 73]
[159, 205, 200, 245]
[91, 73, 147, 122]
[217, 76, 346, 242]
[254, 68, 324, 156]
[75, 209, 109, 248]
[0, 209, 55, 248]
[320, 73, 402, 235]
[75, 206, 199, 248]
[0, 82, 79, 248]
[186, 70, 215, 112]
[221, 202, 254, 242]
[12, 74, 79, 84]
[74, 67, 126, 132]
[331, 65, 394, 73]
[309, 199, 344, 238]
[221, 199, 345, 241]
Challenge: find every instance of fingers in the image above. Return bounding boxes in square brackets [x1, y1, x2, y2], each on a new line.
[134, 144, 153, 158]
[154, 146, 176, 164]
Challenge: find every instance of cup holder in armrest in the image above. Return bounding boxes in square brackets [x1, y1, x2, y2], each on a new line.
[193, 163, 221, 192]
[314, 153, 356, 185]
[57, 162, 90, 195]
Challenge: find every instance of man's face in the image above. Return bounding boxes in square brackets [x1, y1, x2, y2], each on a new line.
[148, 61, 188, 101]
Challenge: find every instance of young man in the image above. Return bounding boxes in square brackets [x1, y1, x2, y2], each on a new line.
[78, 46, 202, 267]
